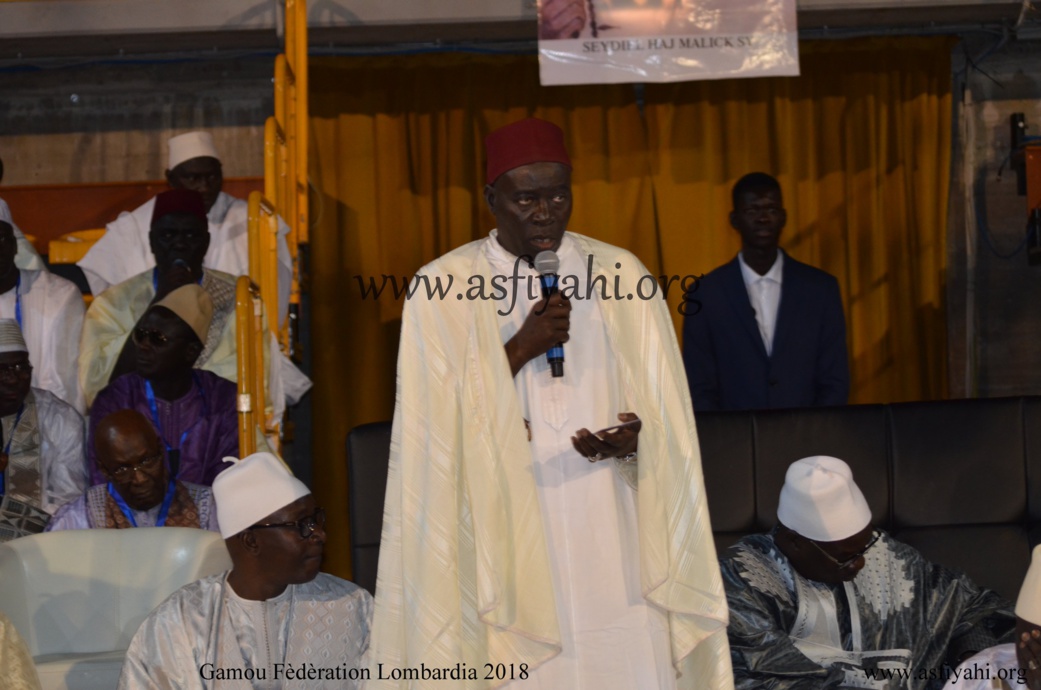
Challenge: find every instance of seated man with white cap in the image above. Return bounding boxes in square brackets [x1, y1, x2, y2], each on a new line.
[0, 318, 88, 537]
[87, 282, 239, 486]
[77, 130, 291, 321]
[721, 455, 1016, 689]
[119, 452, 373, 690]
[943, 546, 1041, 689]
[0, 197, 86, 412]
[47, 409, 219, 532]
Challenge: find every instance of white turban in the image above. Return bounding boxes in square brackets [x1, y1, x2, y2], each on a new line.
[777, 455, 872, 542]
[168, 131, 221, 170]
[0, 319, 27, 355]
[212, 452, 311, 539]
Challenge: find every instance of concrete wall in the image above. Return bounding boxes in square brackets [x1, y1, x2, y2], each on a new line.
[0, 0, 1028, 57]
[949, 37, 1041, 398]
[0, 57, 273, 186]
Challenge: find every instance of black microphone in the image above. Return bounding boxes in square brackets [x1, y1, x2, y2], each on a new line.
[534, 250, 564, 378]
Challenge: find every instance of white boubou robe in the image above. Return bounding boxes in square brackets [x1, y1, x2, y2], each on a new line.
[367, 231, 732, 689]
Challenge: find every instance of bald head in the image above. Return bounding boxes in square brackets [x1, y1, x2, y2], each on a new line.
[95, 410, 168, 511]
[96, 410, 158, 457]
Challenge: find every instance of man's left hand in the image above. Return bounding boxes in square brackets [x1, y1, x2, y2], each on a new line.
[571, 412, 640, 461]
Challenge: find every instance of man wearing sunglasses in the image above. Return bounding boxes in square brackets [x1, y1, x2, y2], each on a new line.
[87, 283, 240, 486]
[120, 452, 373, 690]
[721, 456, 1015, 689]
[47, 409, 219, 532]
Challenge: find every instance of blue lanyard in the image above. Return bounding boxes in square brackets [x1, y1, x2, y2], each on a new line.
[152, 267, 203, 293]
[0, 405, 25, 497]
[143, 373, 208, 476]
[14, 272, 20, 329]
[107, 479, 176, 527]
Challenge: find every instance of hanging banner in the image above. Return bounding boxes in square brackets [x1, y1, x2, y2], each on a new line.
[538, 0, 799, 85]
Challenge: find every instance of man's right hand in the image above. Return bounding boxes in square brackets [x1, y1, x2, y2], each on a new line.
[1018, 625, 1041, 690]
[505, 292, 571, 377]
[539, 0, 587, 40]
[153, 262, 195, 303]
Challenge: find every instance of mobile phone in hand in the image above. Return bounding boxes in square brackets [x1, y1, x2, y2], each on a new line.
[594, 419, 641, 439]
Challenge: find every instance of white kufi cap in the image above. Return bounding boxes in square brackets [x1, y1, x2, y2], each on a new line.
[212, 452, 310, 539]
[777, 455, 872, 542]
[0, 318, 28, 355]
[168, 131, 220, 170]
[1017, 545, 1041, 624]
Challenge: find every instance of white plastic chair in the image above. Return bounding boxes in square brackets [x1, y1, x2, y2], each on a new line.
[0, 527, 231, 690]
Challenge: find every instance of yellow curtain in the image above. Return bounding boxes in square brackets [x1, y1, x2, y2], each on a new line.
[309, 38, 953, 578]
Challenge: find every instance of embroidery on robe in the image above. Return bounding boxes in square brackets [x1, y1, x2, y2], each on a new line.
[734, 542, 795, 606]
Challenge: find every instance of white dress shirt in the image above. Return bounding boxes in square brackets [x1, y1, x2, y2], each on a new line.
[739, 250, 784, 356]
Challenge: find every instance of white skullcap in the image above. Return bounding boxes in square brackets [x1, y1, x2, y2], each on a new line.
[168, 131, 221, 170]
[0, 319, 27, 355]
[212, 452, 310, 539]
[1017, 545, 1041, 624]
[777, 456, 872, 542]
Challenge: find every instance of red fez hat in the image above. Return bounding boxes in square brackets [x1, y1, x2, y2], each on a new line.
[485, 118, 572, 185]
[152, 189, 208, 225]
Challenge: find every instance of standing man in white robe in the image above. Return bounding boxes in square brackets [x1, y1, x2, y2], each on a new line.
[368, 118, 731, 689]
[119, 452, 372, 690]
[0, 156, 47, 272]
[0, 204, 85, 412]
[77, 131, 292, 322]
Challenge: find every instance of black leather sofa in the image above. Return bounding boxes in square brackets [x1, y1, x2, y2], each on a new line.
[347, 396, 1041, 599]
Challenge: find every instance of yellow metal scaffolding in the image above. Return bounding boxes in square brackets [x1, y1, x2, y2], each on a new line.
[237, 0, 308, 456]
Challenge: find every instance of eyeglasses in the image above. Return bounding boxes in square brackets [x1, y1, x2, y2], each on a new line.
[132, 327, 170, 347]
[250, 508, 326, 540]
[808, 529, 882, 570]
[0, 362, 32, 381]
[109, 452, 163, 481]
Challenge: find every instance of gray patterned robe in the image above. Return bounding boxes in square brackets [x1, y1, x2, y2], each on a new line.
[721, 532, 1015, 690]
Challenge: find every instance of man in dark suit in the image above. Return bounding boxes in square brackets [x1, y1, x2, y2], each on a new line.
[682, 172, 849, 411]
